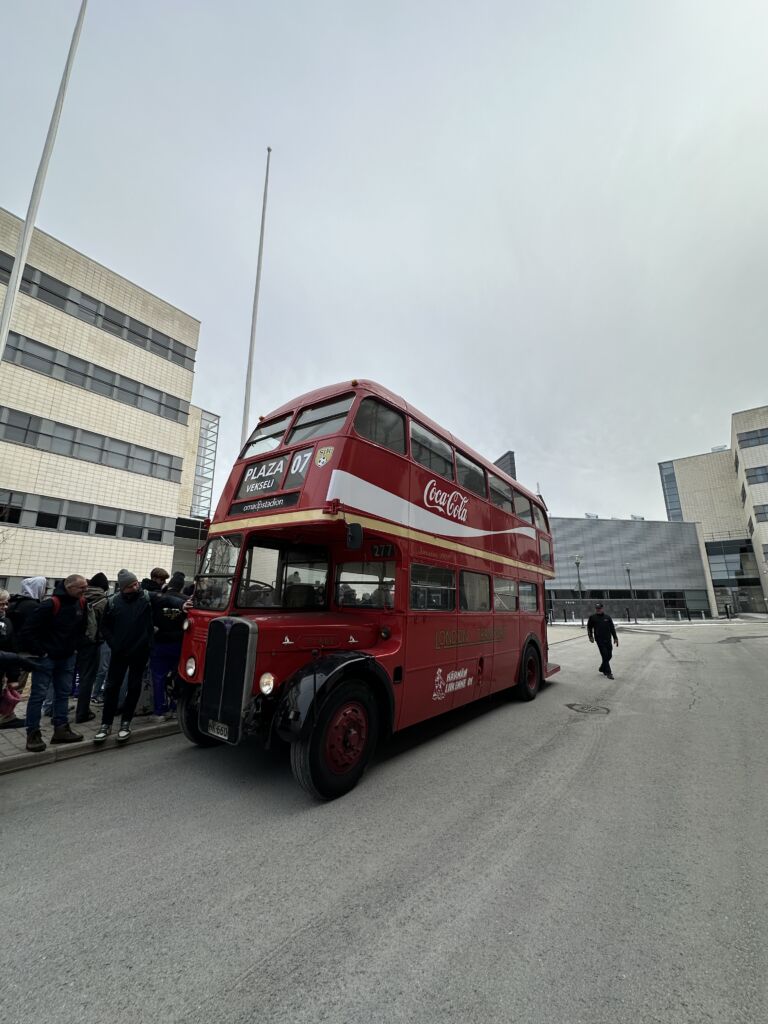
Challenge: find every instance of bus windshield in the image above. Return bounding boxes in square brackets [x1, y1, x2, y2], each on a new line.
[236, 540, 328, 610]
[195, 533, 243, 610]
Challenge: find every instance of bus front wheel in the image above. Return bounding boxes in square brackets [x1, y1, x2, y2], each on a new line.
[178, 684, 220, 747]
[290, 682, 378, 800]
[515, 646, 541, 702]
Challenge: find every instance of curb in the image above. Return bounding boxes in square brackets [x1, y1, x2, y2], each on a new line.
[0, 720, 180, 776]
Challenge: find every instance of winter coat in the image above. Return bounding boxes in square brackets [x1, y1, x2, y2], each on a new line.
[0, 615, 16, 654]
[20, 582, 89, 659]
[7, 594, 40, 637]
[151, 591, 187, 645]
[101, 589, 154, 657]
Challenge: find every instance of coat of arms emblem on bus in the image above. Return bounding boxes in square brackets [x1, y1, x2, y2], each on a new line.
[315, 446, 334, 468]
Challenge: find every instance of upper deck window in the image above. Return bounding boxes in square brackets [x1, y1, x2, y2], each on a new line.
[532, 503, 549, 532]
[287, 395, 354, 445]
[242, 415, 291, 459]
[411, 422, 454, 480]
[513, 490, 533, 524]
[456, 452, 486, 497]
[489, 474, 513, 513]
[353, 398, 406, 454]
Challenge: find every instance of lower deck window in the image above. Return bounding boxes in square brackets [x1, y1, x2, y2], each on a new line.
[410, 564, 456, 611]
[236, 541, 328, 610]
[336, 561, 396, 607]
[519, 582, 538, 612]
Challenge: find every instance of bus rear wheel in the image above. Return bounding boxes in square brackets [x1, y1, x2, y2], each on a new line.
[515, 646, 541, 702]
[178, 683, 220, 747]
[290, 682, 378, 800]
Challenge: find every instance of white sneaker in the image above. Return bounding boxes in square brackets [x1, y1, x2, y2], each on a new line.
[116, 721, 131, 743]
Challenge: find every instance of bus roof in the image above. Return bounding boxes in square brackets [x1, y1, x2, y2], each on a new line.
[255, 379, 545, 510]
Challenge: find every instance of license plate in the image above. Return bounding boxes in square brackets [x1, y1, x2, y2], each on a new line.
[207, 720, 229, 740]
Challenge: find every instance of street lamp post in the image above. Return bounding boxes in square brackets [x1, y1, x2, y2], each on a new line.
[575, 555, 584, 627]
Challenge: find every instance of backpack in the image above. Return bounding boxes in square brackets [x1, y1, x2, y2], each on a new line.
[51, 595, 98, 644]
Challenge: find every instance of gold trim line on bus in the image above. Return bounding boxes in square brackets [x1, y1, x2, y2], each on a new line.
[208, 509, 555, 579]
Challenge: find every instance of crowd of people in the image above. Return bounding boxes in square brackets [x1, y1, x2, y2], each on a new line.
[0, 566, 190, 753]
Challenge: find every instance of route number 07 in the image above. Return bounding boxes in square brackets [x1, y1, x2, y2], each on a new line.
[291, 452, 311, 476]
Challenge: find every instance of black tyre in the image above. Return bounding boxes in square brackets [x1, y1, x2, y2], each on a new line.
[178, 684, 220, 747]
[515, 645, 541, 702]
[290, 681, 378, 801]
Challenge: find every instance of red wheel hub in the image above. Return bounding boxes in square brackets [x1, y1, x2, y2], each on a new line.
[324, 701, 368, 774]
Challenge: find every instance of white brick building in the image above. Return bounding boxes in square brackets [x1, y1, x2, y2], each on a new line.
[0, 207, 218, 591]
[659, 406, 768, 614]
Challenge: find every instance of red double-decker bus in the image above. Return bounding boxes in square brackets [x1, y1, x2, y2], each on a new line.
[179, 380, 558, 799]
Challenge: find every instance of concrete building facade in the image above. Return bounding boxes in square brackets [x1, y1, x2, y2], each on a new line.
[659, 405, 768, 614]
[0, 207, 218, 591]
[545, 516, 716, 621]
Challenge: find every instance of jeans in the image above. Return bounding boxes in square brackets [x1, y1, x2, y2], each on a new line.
[25, 654, 76, 732]
[101, 649, 150, 727]
[149, 642, 181, 715]
[92, 644, 111, 700]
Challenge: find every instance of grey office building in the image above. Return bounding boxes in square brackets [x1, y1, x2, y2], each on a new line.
[546, 517, 716, 621]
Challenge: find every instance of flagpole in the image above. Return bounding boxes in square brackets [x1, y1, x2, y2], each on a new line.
[241, 146, 273, 448]
[0, 0, 88, 362]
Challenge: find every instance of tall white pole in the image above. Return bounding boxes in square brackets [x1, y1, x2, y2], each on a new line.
[0, 0, 88, 362]
[241, 146, 273, 448]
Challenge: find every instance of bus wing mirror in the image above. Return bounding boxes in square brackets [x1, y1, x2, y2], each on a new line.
[346, 523, 364, 550]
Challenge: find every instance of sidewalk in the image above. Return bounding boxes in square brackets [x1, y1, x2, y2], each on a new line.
[0, 702, 179, 776]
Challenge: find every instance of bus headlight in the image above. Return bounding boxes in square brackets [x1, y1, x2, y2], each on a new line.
[182, 618, 191, 631]
[185, 657, 196, 678]
[259, 672, 275, 695]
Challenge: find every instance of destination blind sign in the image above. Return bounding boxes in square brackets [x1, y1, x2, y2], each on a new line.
[236, 447, 313, 500]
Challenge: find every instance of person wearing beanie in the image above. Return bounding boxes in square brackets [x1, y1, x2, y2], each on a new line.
[73, 573, 110, 723]
[95, 569, 154, 746]
[148, 571, 187, 721]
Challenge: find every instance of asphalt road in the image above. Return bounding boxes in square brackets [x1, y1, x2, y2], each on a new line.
[3, 622, 767, 1024]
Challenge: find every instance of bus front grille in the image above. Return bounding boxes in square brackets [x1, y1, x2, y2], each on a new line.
[199, 617, 259, 745]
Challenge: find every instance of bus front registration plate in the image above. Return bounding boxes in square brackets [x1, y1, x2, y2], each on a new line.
[208, 720, 229, 741]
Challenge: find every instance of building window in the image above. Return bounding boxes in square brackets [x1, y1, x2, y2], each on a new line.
[763, 544, 768, 563]
[734, 450, 739, 472]
[0, 407, 182, 483]
[741, 483, 747, 505]
[2, 332, 190, 424]
[659, 461, 683, 522]
[737, 427, 768, 449]
[94, 507, 119, 536]
[0, 490, 23, 524]
[65, 502, 92, 533]
[745, 466, 768, 485]
[755, 505, 768, 523]
[0, 250, 196, 370]
[36, 498, 62, 529]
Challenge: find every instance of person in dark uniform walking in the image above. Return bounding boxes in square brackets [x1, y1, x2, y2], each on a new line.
[587, 602, 619, 679]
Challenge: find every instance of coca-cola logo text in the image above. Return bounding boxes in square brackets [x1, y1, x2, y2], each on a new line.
[423, 480, 469, 522]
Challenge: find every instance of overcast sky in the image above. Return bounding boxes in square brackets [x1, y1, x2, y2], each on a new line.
[3, 0, 768, 520]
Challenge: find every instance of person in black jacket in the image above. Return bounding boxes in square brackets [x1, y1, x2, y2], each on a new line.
[95, 569, 154, 745]
[140, 567, 169, 593]
[74, 573, 109, 724]
[148, 571, 186, 721]
[586, 603, 619, 679]
[20, 575, 89, 752]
